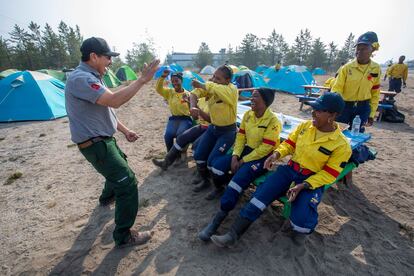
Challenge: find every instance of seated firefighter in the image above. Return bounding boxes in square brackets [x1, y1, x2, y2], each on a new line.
[206, 93, 352, 247]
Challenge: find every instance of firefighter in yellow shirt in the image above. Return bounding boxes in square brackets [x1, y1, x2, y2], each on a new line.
[332, 31, 381, 132]
[198, 88, 281, 241]
[156, 70, 193, 152]
[209, 93, 351, 247]
[275, 61, 282, 72]
[189, 65, 239, 193]
[152, 96, 210, 170]
[387, 55, 408, 93]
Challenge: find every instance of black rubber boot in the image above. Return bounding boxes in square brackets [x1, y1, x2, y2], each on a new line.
[205, 176, 226, 200]
[210, 215, 252, 248]
[198, 210, 228, 241]
[280, 219, 308, 246]
[152, 146, 181, 171]
[193, 165, 211, 192]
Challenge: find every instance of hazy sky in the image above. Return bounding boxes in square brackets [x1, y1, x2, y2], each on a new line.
[1, 0, 413, 64]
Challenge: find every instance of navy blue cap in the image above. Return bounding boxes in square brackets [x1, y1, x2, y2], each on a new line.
[80, 37, 119, 57]
[305, 92, 345, 113]
[356, 31, 378, 46]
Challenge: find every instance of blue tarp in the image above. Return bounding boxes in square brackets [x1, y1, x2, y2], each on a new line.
[169, 63, 184, 72]
[312, 67, 326, 75]
[266, 65, 314, 95]
[154, 65, 178, 79]
[180, 70, 204, 91]
[0, 71, 66, 122]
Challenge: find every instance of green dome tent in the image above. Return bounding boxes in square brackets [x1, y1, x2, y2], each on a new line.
[116, 65, 137, 81]
[37, 69, 66, 82]
[103, 68, 122, 88]
[0, 69, 19, 79]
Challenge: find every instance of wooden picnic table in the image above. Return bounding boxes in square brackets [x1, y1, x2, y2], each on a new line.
[298, 85, 330, 110]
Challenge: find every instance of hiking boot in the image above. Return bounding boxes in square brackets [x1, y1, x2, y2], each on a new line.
[205, 187, 225, 200]
[116, 230, 153, 249]
[193, 179, 211, 192]
[152, 147, 181, 171]
[198, 210, 228, 241]
[210, 216, 252, 248]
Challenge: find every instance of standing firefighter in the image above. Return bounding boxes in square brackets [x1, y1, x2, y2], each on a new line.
[332, 31, 381, 132]
[65, 37, 160, 248]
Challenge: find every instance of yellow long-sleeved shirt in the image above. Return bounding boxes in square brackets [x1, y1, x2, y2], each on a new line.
[233, 108, 281, 163]
[332, 59, 381, 118]
[192, 81, 238, 126]
[388, 63, 408, 82]
[196, 97, 210, 126]
[323, 77, 336, 90]
[275, 121, 352, 189]
[156, 77, 190, 116]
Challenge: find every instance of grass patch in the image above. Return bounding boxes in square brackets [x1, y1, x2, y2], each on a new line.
[67, 144, 77, 148]
[4, 171, 23, 185]
[0, 137, 5, 141]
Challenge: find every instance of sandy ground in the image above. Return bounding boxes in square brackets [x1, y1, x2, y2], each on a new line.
[0, 74, 414, 276]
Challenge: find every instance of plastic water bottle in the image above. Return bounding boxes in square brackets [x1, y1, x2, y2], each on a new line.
[351, 115, 361, 136]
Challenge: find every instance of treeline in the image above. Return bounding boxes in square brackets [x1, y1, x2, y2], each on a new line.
[0, 21, 157, 73]
[0, 21, 83, 71]
[193, 29, 357, 72]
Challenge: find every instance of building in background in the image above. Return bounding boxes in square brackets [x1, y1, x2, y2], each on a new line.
[166, 49, 227, 69]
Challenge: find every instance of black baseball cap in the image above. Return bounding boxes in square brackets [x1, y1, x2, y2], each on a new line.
[304, 92, 345, 113]
[80, 37, 120, 57]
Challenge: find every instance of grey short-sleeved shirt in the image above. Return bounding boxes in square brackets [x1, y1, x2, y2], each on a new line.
[65, 62, 117, 143]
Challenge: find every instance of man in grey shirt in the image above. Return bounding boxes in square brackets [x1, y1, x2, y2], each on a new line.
[65, 37, 159, 248]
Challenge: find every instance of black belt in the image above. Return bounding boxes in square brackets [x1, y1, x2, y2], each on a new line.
[77, 136, 111, 149]
[344, 100, 370, 107]
[212, 123, 237, 131]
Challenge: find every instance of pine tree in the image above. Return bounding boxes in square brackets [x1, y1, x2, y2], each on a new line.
[125, 41, 155, 72]
[193, 42, 213, 69]
[238, 33, 262, 68]
[336, 33, 355, 67]
[326, 42, 338, 72]
[307, 38, 327, 69]
[289, 29, 313, 65]
[0, 36, 13, 70]
[264, 30, 289, 65]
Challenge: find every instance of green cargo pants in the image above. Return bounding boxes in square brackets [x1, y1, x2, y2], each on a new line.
[80, 137, 138, 246]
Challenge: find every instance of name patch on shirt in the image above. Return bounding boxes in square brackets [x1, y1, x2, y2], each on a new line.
[318, 146, 332, 155]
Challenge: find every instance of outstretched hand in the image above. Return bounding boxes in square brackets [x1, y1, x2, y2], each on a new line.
[192, 79, 205, 89]
[140, 59, 160, 83]
[125, 130, 140, 142]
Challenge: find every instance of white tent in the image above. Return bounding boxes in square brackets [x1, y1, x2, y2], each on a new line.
[200, 65, 215, 75]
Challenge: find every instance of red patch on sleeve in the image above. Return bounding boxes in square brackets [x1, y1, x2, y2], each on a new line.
[91, 83, 101, 90]
[367, 75, 372, 81]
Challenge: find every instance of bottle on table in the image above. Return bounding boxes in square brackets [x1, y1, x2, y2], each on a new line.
[351, 115, 361, 136]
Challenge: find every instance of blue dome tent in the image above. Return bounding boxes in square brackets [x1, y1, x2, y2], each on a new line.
[312, 67, 326, 75]
[0, 71, 66, 122]
[266, 65, 314, 95]
[255, 65, 269, 75]
[232, 69, 268, 98]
